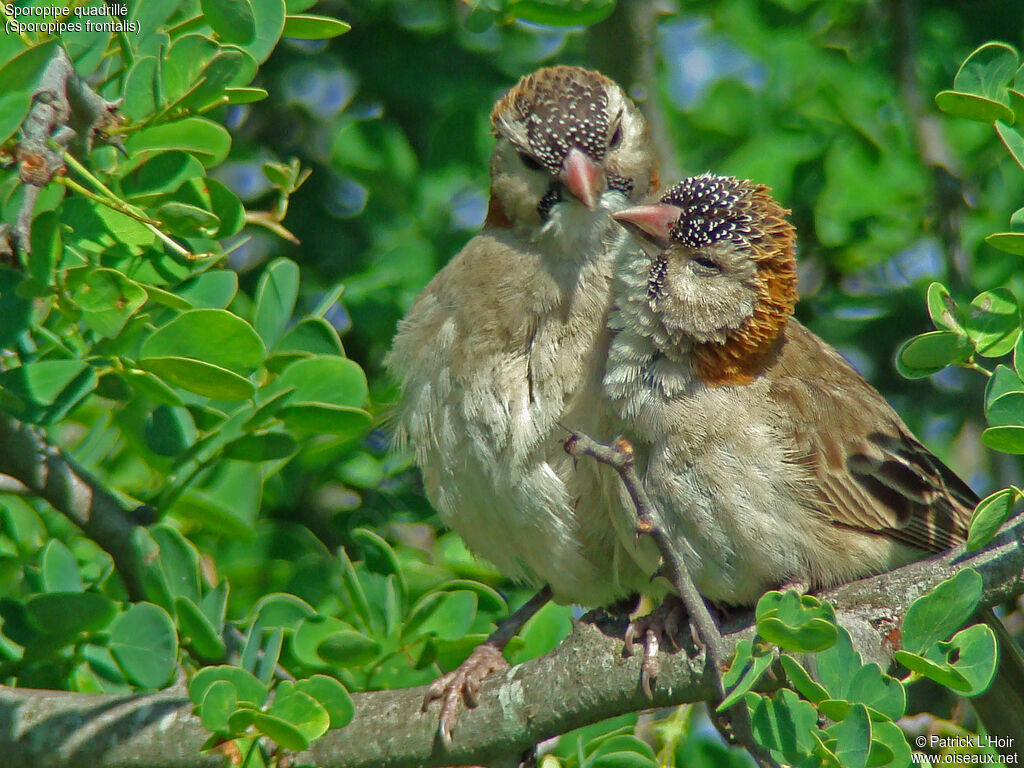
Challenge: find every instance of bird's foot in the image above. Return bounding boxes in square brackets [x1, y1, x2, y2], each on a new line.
[422, 641, 510, 746]
[623, 595, 689, 698]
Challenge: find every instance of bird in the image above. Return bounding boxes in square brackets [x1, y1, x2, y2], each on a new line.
[386, 65, 659, 742]
[605, 172, 1024, 751]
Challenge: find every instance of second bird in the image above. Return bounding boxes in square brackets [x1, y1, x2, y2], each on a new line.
[607, 172, 1024, 745]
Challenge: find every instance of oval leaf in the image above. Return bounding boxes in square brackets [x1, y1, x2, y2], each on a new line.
[109, 602, 178, 689]
[901, 569, 982, 654]
[896, 331, 973, 378]
[141, 309, 265, 374]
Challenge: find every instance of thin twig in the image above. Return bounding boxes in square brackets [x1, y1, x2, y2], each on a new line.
[562, 428, 778, 768]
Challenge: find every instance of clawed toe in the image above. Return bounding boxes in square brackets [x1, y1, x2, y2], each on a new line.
[422, 641, 510, 745]
[623, 596, 689, 698]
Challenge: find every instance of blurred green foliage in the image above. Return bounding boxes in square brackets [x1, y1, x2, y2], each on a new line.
[0, 0, 1023, 764]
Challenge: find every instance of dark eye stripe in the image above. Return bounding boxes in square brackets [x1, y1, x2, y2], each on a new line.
[519, 152, 543, 171]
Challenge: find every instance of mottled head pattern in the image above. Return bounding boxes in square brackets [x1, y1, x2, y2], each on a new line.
[660, 174, 798, 385]
[662, 174, 755, 249]
[487, 66, 655, 226]
[492, 66, 613, 172]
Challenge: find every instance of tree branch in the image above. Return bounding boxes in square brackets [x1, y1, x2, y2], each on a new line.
[1, 521, 1021, 768]
[0, 413, 145, 601]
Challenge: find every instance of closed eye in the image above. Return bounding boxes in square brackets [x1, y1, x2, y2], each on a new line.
[690, 256, 721, 275]
[519, 152, 543, 171]
[609, 124, 623, 149]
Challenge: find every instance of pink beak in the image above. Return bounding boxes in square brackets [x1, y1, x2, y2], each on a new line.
[612, 204, 684, 245]
[559, 148, 604, 210]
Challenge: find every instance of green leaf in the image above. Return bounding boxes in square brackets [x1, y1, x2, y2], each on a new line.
[406, 591, 477, 642]
[150, 524, 202, 605]
[0, 268, 30, 348]
[987, 365, 1024, 410]
[249, 710, 309, 751]
[189, 665, 267, 707]
[177, 271, 238, 309]
[845, 663, 906, 721]
[254, 258, 300, 347]
[935, 91, 1015, 123]
[26, 592, 117, 637]
[316, 630, 380, 667]
[755, 590, 838, 653]
[274, 356, 371, 435]
[282, 14, 351, 39]
[986, 390, 1024, 427]
[202, 0, 257, 44]
[237, 0, 287, 64]
[268, 687, 329, 742]
[144, 284, 194, 311]
[278, 402, 371, 435]
[224, 430, 297, 461]
[1017, 332, 1024, 383]
[984, 232, 1024, 256]
[814, 627, 862, 701]
[225, 87, 268, 104]
[825, 704, 871, 768]
[141, 309, 265, 374]
[894, 648, 971, 692]
[109, 603, 178, 689]
[267, 318, 345, 371]
[293, 675, 353, 729]
[67, 268, 148, 338]
[895, 331, 973, 378]
[996, 121, 1024, 173]
[40, 540, 84, 593]
[182, 48, 256, 111]
[869, 720, 913, 768]
[0, 360, 98, 424]
[120, 368, 183, 406]
[127, 118, 232, 167]
[122, 55, 160, 121]
[251, 593, 316, 631]
[292, 616, 351, 667]
[945, 623, 999, 696]
[953, 42, 1019, 106]
[968, 487, 1018, 550]
[201, 581, 230, 632]
[155, 201, 220, 238]
[965, 288, 1020, 357]
[717, 639, 774, 712]
[901, 569, 982, 654]
[926, 282, 962, 332]
[207, 179, 246, 237]
[981, 426, 1024, 454]
[199, 679, 236, 733]
[748, 688, 819, 763]
[139, 358, 254, 401]
[175, 596, 227, 660]
[274, 355, 366, 405]
[337, 547, 372, 630]
[779, 654, 828, 704]
[145, 405, 197, 457]
[256, 627, 284, 684]
[132, 528, 173, 612]
[509, 0, 616, 27]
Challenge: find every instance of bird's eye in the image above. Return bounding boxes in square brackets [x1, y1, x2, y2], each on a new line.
[690, 256, 721, 275]
[519, 152, 543, 171]
[609, 125, 623, 149]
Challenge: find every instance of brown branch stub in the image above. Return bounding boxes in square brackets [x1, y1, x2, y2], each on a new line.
[10, 46, 123, 253]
